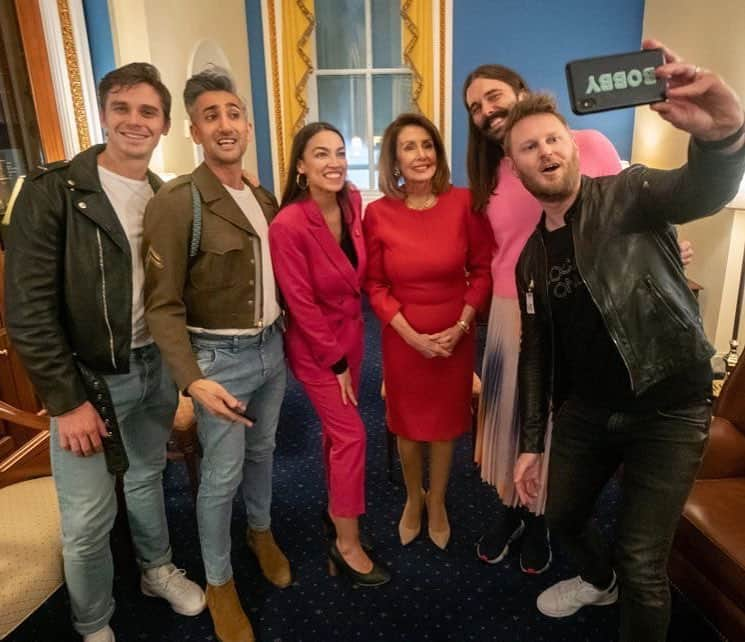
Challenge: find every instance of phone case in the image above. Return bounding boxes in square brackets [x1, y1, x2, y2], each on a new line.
[566, 49, 666, 115]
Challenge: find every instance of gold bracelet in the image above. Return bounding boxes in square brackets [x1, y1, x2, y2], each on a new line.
[456, 319, 470, 334]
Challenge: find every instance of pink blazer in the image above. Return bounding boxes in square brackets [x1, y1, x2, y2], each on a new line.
[269, 189, 366, 385]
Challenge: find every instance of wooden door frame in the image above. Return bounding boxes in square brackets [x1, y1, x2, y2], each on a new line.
[14, 0, 65, 162]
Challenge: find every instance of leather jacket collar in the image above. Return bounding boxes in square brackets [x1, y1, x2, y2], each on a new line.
[67, 143, 163, 194]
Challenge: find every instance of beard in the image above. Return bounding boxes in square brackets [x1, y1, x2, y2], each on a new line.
[515, 150, 581, 203]
[481, 108, 510, 143]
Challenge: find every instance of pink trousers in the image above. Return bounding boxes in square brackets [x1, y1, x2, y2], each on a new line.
[303, 367, 366, 517]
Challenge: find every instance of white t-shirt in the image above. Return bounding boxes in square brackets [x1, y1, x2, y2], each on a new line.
[188, 183, 280, 336]
[98, 164, 153, 348]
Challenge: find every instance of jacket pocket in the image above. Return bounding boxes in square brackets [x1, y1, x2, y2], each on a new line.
[657, 401, 712, 431]
[644, 275, 688, 330]
[190, 235, 244, 290]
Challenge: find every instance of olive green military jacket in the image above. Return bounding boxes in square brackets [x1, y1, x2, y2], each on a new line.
[143, 162, 279, 391]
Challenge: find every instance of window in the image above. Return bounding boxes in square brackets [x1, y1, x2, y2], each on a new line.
[309, 0, 413, 191]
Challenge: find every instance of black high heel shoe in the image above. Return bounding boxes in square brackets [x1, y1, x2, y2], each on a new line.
[327, 542, 391, 588]
[321, 511, 374, 552]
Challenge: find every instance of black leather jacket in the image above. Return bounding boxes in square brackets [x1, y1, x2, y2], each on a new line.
[3, 145, 162, 416]
[516, 140, 745, 453]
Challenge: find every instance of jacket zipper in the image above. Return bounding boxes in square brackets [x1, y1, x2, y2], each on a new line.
[569, 223, 636, 392]
[96, 229, 117, 369]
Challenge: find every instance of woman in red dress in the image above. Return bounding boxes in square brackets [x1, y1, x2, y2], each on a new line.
[364, 113, 493, 549]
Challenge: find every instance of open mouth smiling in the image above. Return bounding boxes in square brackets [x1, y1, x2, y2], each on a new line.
[120, 131, 148, 140]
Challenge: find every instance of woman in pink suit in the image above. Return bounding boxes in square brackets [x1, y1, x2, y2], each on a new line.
[269, 122, 390, 588]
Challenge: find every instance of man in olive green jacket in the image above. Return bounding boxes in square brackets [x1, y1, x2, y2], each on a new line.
[143, 67, 289, 642]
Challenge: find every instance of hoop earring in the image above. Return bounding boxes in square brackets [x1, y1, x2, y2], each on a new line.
[296, 173, 308, 190]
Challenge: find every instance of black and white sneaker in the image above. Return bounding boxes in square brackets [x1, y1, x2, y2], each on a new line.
[476, 516, 525, 564]
[519, 516, 552, 574]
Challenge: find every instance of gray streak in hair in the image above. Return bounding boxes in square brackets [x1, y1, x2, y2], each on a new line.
[183, 65, 242, 117]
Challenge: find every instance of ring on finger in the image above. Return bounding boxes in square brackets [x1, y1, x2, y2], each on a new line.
[693, 65, 701, 77]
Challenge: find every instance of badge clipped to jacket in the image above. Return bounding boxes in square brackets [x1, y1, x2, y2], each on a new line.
[526, 279, 535, 315]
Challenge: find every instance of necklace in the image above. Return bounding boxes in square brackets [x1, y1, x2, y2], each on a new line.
[405, 193, 437, 210]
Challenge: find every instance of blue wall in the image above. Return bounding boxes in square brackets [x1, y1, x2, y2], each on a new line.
[82, 0, 115, 90]
[245, 0, 274, 192]
[451, 0, 645, 186]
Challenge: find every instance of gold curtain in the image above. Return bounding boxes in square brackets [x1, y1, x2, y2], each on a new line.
[276, 0, 315, 187]
[401, 0, 434, 123]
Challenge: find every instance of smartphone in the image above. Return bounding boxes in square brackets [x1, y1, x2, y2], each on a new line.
[566, 48, 666, 115]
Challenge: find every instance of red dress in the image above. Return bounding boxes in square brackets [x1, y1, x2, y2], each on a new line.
[363, 187, 493, 441]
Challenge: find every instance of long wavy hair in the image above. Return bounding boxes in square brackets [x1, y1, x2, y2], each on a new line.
[280, 121, 350, 209]
[462, 65, 530, 213]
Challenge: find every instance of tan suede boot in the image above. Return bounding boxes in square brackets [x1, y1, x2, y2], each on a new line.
[205, 579, 254, 642]
[246, 528, 292, 588]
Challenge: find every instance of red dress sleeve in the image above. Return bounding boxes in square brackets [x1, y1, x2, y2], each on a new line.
[462, 191, 494, 312]
[362, 201, 403, 325]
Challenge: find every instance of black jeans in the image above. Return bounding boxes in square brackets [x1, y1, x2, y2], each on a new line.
[545, 396, 711, 642]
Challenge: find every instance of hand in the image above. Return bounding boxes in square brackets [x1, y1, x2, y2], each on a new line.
[679, 239, 694, 266]
[430, 324, 466, 355]
[187, 378, 252, 427]
[56, 401, 109, 456]
[514, 452, 543, 509]
[644, 39, 745, 144]
[336, 368, 358, 406]
[404, 330, 452, 359]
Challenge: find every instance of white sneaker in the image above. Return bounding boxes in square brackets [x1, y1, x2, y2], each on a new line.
[537, 573, 618, 617]
[83, 626, 115, 642]
[141, 563, 206, 616]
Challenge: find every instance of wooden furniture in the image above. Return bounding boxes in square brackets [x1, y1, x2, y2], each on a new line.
[0, 401, 63, 640]
[381, 373, 482, 483]
[669, 351, 745, 641]
[0, 253, 42, 417]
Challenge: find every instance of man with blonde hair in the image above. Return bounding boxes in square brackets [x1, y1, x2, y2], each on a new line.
[508, 43, 745, 642]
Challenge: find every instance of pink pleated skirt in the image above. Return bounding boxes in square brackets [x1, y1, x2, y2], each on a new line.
[475, 296, 553, 514]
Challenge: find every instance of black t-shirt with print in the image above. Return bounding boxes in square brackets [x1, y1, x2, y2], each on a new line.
[541, 222, 711, 411]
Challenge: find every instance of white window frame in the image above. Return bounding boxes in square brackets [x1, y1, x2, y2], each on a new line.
[307, 0, 413, 199]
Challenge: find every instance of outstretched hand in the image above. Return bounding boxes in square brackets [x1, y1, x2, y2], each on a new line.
[644, 39, 744, 145]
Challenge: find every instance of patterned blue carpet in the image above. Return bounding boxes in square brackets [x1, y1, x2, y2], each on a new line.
[8, 302, 725, 641]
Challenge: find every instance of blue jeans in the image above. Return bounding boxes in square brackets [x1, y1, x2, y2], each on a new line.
[191, 323, 286, 585]
[50, 343, 177, 635]
[545, 396, 711, 642]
